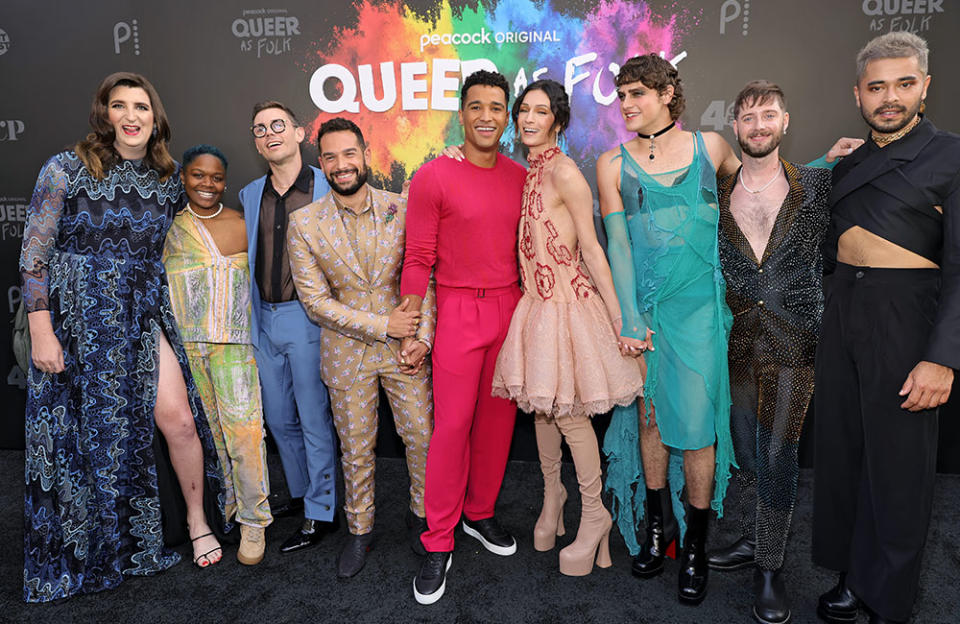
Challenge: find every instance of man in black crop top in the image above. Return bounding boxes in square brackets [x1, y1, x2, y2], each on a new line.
[813, 32, 960, 624]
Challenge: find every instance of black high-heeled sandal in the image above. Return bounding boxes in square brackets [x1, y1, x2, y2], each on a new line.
[191, 531, 222, 568]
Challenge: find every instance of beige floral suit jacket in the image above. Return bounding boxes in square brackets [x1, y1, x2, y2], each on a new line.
[287, 185, 436, 390]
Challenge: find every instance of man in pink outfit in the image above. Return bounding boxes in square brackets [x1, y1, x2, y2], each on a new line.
[400, 70, 527, 605]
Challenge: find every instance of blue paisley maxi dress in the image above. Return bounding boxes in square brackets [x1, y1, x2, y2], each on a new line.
[19, 151, 227, 602]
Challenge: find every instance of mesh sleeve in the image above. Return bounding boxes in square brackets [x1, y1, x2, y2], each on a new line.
[805, 153, 838, 170]
[603, 210, 644, 339]
[19, 155, 68, 312]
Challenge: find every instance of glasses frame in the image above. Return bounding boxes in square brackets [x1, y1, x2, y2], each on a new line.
[251, 118, 289, 138]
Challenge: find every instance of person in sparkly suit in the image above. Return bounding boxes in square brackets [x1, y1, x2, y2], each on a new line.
[708, 81, 831, 624]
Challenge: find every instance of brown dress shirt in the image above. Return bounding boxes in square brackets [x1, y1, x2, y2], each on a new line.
[256, 165, 314, 302]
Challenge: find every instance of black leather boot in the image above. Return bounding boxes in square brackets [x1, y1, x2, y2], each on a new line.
[405, 508, 428, 556]
[631, 487, 678, 579]
[678, 505, 709, 605]
[817, 573, 859, 623]
[708, 534, 756, 570]
[337, 532, 374, 578]
[753, 567, 790, 624]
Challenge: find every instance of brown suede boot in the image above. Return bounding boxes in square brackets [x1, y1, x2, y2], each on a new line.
[556, 417, 612, 576]
[533, 420, 567, 551]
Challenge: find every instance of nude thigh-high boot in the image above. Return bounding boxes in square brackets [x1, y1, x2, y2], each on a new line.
[556, 417, 612, 576]
[533, 419, 567, 551]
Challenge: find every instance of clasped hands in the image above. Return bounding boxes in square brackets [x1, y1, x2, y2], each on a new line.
[387, 299, 428, 375]
[614, 318, 654, 357]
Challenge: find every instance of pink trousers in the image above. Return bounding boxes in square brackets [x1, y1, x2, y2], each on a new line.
[420, 284, 521, 552]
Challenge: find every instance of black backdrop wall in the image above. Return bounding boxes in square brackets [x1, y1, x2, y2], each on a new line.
[1, 0, 958, 471]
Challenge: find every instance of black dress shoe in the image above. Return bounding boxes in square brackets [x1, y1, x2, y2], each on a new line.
[462, 516, 516, 556]
[413, 551, 452, 605]
[708, 535, 756, 571]
[753, 568, 791, 624]
[632, 487, 678, 579]
[817, 573, 859, 623]
[337, 532, 374, 578]
[406, 509, 428, 556]
[279, 517, 339, 554]
[270, 496, 304, 518]
[678, 506, 709, 605]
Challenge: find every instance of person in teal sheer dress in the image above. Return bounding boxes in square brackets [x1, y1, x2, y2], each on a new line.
[598, 56, 862, 607]
[597, 54, 742, 606]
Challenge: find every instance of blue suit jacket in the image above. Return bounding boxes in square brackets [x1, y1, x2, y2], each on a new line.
[238, 165, 331, 348]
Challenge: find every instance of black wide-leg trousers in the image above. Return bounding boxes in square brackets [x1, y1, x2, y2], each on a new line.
[813, 263, 941, 622]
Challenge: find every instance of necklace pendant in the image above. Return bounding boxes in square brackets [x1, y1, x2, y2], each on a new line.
[637, 121, 675, 163]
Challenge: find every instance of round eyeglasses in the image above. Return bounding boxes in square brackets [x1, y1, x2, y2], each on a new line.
[251, 119, 288, 138]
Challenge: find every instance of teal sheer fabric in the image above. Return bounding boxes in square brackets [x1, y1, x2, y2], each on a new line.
[804, 152, 839, 171]
[603, 132, 735, 554]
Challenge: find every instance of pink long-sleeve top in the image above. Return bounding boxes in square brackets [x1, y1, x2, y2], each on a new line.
[400, 154, 527, 296]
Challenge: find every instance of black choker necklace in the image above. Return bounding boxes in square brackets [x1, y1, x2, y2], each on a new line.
[638, 122, 676, 160]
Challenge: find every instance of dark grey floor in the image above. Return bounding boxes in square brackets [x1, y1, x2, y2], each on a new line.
[1, 451, 958, 624]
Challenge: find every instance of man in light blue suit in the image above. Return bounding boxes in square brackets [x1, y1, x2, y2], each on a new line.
[238, 100, 337, 553]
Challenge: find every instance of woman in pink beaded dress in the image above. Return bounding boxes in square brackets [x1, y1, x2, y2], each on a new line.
[491, 80, 644, 576]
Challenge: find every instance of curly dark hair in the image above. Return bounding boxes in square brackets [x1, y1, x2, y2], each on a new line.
[512, 79, 571, 136]
[74, 72, 175, 181]
[316, 117, 365, 151]
[615, 54, 686, 121]
[460, 69, 510, 109]
[182, 144, 229, 170]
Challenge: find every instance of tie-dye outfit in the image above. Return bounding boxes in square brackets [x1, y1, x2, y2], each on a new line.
[163, 211, 272, 528]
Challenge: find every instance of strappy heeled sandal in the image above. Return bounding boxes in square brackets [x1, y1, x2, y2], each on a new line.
[191, 531, 222, 568]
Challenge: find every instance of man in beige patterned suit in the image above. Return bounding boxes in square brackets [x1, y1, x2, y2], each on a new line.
[288, 117, 435, 578]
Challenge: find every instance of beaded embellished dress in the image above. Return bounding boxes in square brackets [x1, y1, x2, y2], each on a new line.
[492, 147, 643, 419]
[19, 152, 227, 602]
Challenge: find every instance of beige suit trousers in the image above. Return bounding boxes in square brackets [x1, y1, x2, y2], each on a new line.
[328, 344, 432, 535]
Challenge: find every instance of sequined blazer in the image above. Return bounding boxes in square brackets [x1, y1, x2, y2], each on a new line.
[718, 160, 832, 366]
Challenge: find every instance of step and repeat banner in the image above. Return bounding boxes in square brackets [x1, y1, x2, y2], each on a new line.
[1, 0, 958, 469]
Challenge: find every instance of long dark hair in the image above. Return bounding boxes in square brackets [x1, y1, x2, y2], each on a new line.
[74, 72, 176, 180]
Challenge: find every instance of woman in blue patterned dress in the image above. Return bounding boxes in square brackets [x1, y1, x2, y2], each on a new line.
[20, 72, 227, 602]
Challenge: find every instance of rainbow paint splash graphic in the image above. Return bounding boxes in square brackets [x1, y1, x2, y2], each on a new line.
[305, 0, 698, 181]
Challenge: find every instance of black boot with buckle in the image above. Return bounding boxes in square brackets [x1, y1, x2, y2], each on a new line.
[632, 487, 679, 579]
[678, 505, 709, 605]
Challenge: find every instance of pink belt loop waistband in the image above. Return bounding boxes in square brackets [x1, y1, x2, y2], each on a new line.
[437, 284, 519, 298]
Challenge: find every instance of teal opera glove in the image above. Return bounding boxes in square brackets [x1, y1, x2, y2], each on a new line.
[603, 210, 645, 339]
